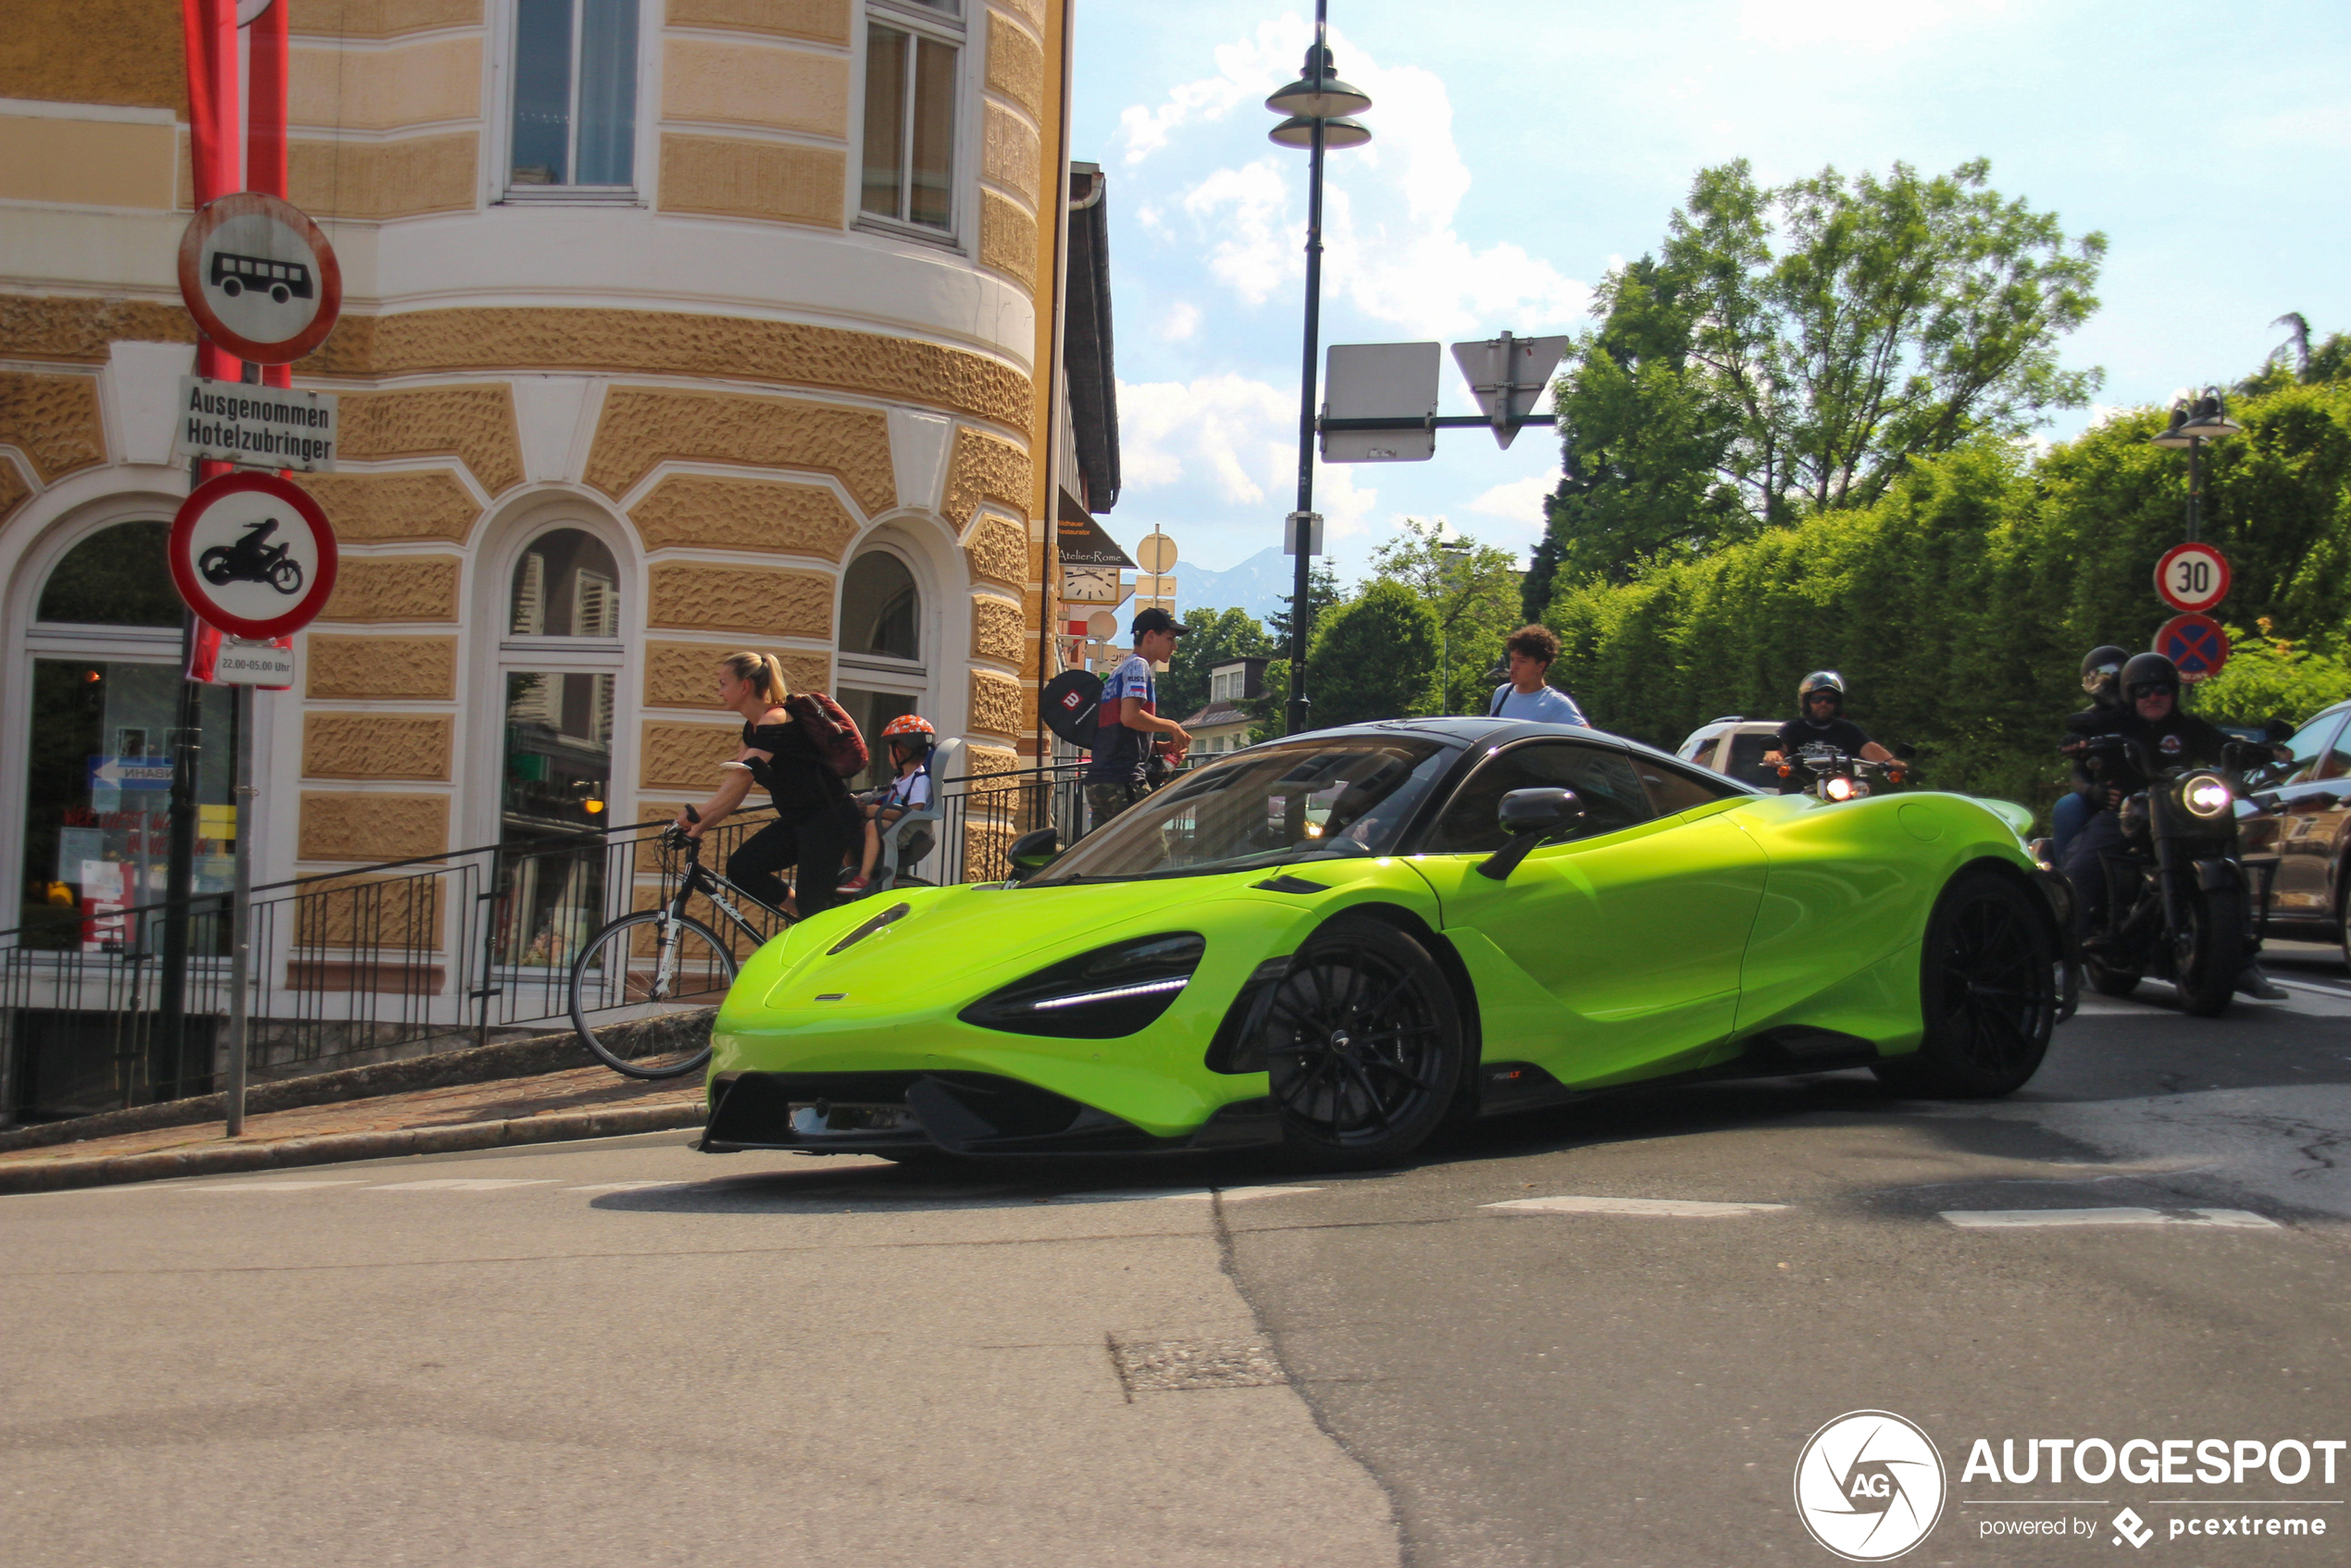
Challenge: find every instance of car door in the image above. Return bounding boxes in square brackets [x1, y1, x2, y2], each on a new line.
[2244, 707, 2351, 924]
[1411, 739, 1768, 1087]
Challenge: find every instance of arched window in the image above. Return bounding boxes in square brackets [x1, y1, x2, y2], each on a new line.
[35, 521, 182, 628]
[508, 527, 620, 637]
[836, 546, 927, 790]
[839, 548, 919, 661]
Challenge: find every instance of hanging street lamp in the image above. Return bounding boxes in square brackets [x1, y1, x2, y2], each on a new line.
[2149, 385, 2244, 543]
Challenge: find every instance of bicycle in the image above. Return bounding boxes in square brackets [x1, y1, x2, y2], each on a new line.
[567, 809, 788, 1079]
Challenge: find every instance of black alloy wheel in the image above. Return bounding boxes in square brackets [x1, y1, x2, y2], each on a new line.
[1255, 919, 1465, 1167]
[1876, 870, 2057, 1098]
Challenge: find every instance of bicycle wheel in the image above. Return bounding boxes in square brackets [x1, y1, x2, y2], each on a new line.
[568, 910, 737, 1078]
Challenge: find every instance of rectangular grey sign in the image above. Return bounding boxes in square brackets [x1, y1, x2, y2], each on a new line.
[172, 376, 340, 472]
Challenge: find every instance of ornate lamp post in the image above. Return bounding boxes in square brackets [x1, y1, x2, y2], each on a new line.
[1264, 2, 1370, 734]
[2149, 385, 2244, 542]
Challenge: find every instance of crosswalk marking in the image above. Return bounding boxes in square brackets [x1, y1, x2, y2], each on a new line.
[366, 1178, 557, 1191]
[1484, 1194, 1787, 1218]
[1939, 1207, 2280, 1229]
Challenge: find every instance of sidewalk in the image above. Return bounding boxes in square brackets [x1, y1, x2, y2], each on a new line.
[0, 1064, 704, 1195]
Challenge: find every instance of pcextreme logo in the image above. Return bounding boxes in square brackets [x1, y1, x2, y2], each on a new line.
[1795, 1411, 1949, 1562]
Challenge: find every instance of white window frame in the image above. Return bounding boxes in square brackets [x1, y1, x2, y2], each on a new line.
[853, 0, 970, 248]
[493, 0, 651, 206]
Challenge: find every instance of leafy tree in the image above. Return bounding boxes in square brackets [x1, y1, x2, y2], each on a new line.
[2186, 619, 2351, 728]
[1536, 157, 2105, 583]
[2238, 313, 2351, 396]
[1264, 558, 1344, 652]
[1158, 605, 1275, 721]
[1364, 517, 1524, 712]
[1304, 580, 1440, 728]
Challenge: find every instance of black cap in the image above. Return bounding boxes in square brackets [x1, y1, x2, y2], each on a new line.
[1132, 606, 1190, 638]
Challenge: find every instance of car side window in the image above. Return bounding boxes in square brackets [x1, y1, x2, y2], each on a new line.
[2267, 711, 2350, 787]
[1424, 741, 1654, 854]
[1635, 756, 1737, 815]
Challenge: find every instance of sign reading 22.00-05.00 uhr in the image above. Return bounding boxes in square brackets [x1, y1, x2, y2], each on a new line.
[176, 191, 342, 365]
[168, 471, 340, 641]
[171, 376, 339, 472]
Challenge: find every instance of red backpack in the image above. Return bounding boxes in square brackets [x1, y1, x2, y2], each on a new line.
[787, 692, 869, 778]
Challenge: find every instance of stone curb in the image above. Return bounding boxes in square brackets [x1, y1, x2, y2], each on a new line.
[0, 1101, 708, 1196]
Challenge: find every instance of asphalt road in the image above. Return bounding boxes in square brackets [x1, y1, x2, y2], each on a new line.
[3, 945, 2346, 1568]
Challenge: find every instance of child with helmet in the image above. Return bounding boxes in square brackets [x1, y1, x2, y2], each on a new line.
[840, 713, 937, 893]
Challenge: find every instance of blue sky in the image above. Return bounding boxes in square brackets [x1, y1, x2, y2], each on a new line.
[1068, 0, 2351, 584]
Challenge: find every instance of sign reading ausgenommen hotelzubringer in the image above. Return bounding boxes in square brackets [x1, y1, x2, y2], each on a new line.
[172, 376, 339, 473]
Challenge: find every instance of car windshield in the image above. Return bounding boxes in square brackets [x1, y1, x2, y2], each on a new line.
[1027, 736, 1458, 885]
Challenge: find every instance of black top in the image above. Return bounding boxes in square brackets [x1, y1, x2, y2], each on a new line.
[2065, 707, 2232, 802]
[2061, 699, 2128, 795]
[1775, 716, 1873, 758]
[743, 717, 848, 823]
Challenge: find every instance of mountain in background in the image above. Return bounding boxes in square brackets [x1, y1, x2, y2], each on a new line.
[1173, 545, 1298, 628]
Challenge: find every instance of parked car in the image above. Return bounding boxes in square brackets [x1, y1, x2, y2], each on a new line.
[1676, 716, 1785, 790]
[2237, 698, 2351, 964]
[699, 717, 2062, 1169]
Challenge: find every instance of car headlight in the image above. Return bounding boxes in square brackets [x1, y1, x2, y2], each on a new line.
[827, 902, 911, 955]
[2181, 772, 2232, 819]
[958, 933, 1206, 1039]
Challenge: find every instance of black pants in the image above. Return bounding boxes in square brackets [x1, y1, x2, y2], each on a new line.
[728, 806, 858, 921]
[2061, 807, 2127, 942]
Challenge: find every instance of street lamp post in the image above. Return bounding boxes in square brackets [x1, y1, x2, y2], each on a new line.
[2149, 385, 2244, 543]
[1265, 3, 1370, 734]
[1436, 538, 1472, 715]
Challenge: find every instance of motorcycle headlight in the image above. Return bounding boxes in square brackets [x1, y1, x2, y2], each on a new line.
[958, 933, 1206, 1039]
[1822, 775, 1858, 802]
[2181, 772, 2232, 819]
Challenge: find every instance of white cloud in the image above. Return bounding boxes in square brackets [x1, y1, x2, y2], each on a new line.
[1158, 302, 1202, 342]
[1116, 372, 1379, 539]
[1735, 0, 2011, 53]
[1466, 469, 1560, 522]
[1133, 17, 1593, 340]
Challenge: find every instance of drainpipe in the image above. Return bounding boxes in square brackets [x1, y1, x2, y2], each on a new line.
[1032, 0, 1082, 812]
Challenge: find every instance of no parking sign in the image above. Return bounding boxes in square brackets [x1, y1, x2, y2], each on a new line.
[2155, 613, 2231, 683]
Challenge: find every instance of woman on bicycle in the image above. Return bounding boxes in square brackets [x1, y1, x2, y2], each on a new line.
[676, 652, 859, 923]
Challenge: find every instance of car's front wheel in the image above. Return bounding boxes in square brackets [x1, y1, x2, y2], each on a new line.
[1875, 869, 2056, 1098]
[1255, 918, 1465, 1167]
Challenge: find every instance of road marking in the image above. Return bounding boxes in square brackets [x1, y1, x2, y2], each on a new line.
[172, 1180, 361, 1191]
[1045, 1186, 1324, 1205]
[564, 1180, 699, 1193]
[1939, 1206, 2280, 1229]
[1484, 1194, 1788, 1218]
[365, 1178, 557, 1191]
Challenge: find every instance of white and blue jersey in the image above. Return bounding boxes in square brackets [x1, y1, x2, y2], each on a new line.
[1087, 654, 1158, 783]
[1488, 683, 1588, 727]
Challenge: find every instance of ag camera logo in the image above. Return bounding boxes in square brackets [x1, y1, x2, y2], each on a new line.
[1795, 1410, 1948, 1561]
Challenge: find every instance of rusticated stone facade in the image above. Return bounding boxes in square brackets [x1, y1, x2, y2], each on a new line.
[971, 595, 1026, 664]
[586, 388, 894, 514]
[305, 634, 456, 700]
[337, 385, 523, 494]
[941, 426, 1033, 529]
[289, 870, 445, 949]
[969, 668, 1027, 738]
[297, 791, 451, 862]
[658, 133, 846, 229]
[639, 721, 744, 790]
[628, 473, 859, 559]
[303, 713, 454, 780]
[986, 12, 1045, 119]
[318, 556, 462, 622]
[643, 641, 829, 710]
[290, 132, 479, 220]
[982, 103, 1042, 205]
[0, 371, 106, 480]
[285, 0, 483, 38]
[292, 469, 478, 543]
[0, 297, 193, 364]
[646, 561, 831, 639]
[288, 35, 480, 129]
[0, 462, 30, 524]
[306, 309, 1031, 431]
[964, 515, 1028, 591]
[979, 192, 1039, 291]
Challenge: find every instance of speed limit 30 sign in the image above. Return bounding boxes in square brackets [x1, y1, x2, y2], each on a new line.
[2154, 541, 2231, 615]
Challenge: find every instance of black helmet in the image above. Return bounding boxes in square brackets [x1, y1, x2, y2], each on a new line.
[2080, 645, 2128, 701]
[1797, 670, 1846, 714]
[2121, 652, 2181, 700]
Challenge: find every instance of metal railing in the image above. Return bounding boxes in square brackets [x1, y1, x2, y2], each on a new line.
[0, 759, 1112, 1124]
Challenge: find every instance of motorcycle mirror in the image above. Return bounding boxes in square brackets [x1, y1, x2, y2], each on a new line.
[1893, 742, 1919, 761]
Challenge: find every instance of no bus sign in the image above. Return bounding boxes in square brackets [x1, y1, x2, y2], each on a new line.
[177, 192, 342, 364]
[2154, 541, 2231, 616]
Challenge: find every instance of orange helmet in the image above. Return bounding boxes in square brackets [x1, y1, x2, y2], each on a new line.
[881, 714, 935, 740]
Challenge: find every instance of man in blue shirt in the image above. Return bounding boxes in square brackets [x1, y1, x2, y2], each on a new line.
[1084, 606, 1192, 833]
[1487, 625, 1589, 726]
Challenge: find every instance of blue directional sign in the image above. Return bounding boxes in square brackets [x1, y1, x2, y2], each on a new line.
[89, 756, 175, 791]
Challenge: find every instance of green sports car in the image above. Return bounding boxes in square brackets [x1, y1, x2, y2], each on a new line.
[701, 719, 2068, 1165]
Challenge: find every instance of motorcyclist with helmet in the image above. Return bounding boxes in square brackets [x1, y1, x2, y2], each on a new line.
[2060, 651, 2284, 1000]
[1765, 671, 1902, 790]
[2053, 644, 2130, 858]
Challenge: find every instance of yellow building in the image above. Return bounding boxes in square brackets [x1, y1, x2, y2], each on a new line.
[0, 1, 1111, 975]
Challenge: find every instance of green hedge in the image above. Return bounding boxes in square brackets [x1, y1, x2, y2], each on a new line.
[1543, 380, 2351, 817]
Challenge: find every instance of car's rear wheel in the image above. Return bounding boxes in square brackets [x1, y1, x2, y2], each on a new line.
[1874, 870, 2056, 1099]
[1257, 919, 1463, 1168]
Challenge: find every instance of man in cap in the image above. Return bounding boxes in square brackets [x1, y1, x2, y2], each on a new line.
[1084, 606, 1192, 833]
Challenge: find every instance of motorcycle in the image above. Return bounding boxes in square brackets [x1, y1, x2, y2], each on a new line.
[198, 517, 305, 595]
[1773, 742, 1914, 803]
[2063, 732, 2270, 1016]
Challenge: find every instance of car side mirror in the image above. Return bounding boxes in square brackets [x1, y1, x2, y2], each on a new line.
[1006, 827, 1059, 882]
[1478, 788, 1584, 881]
